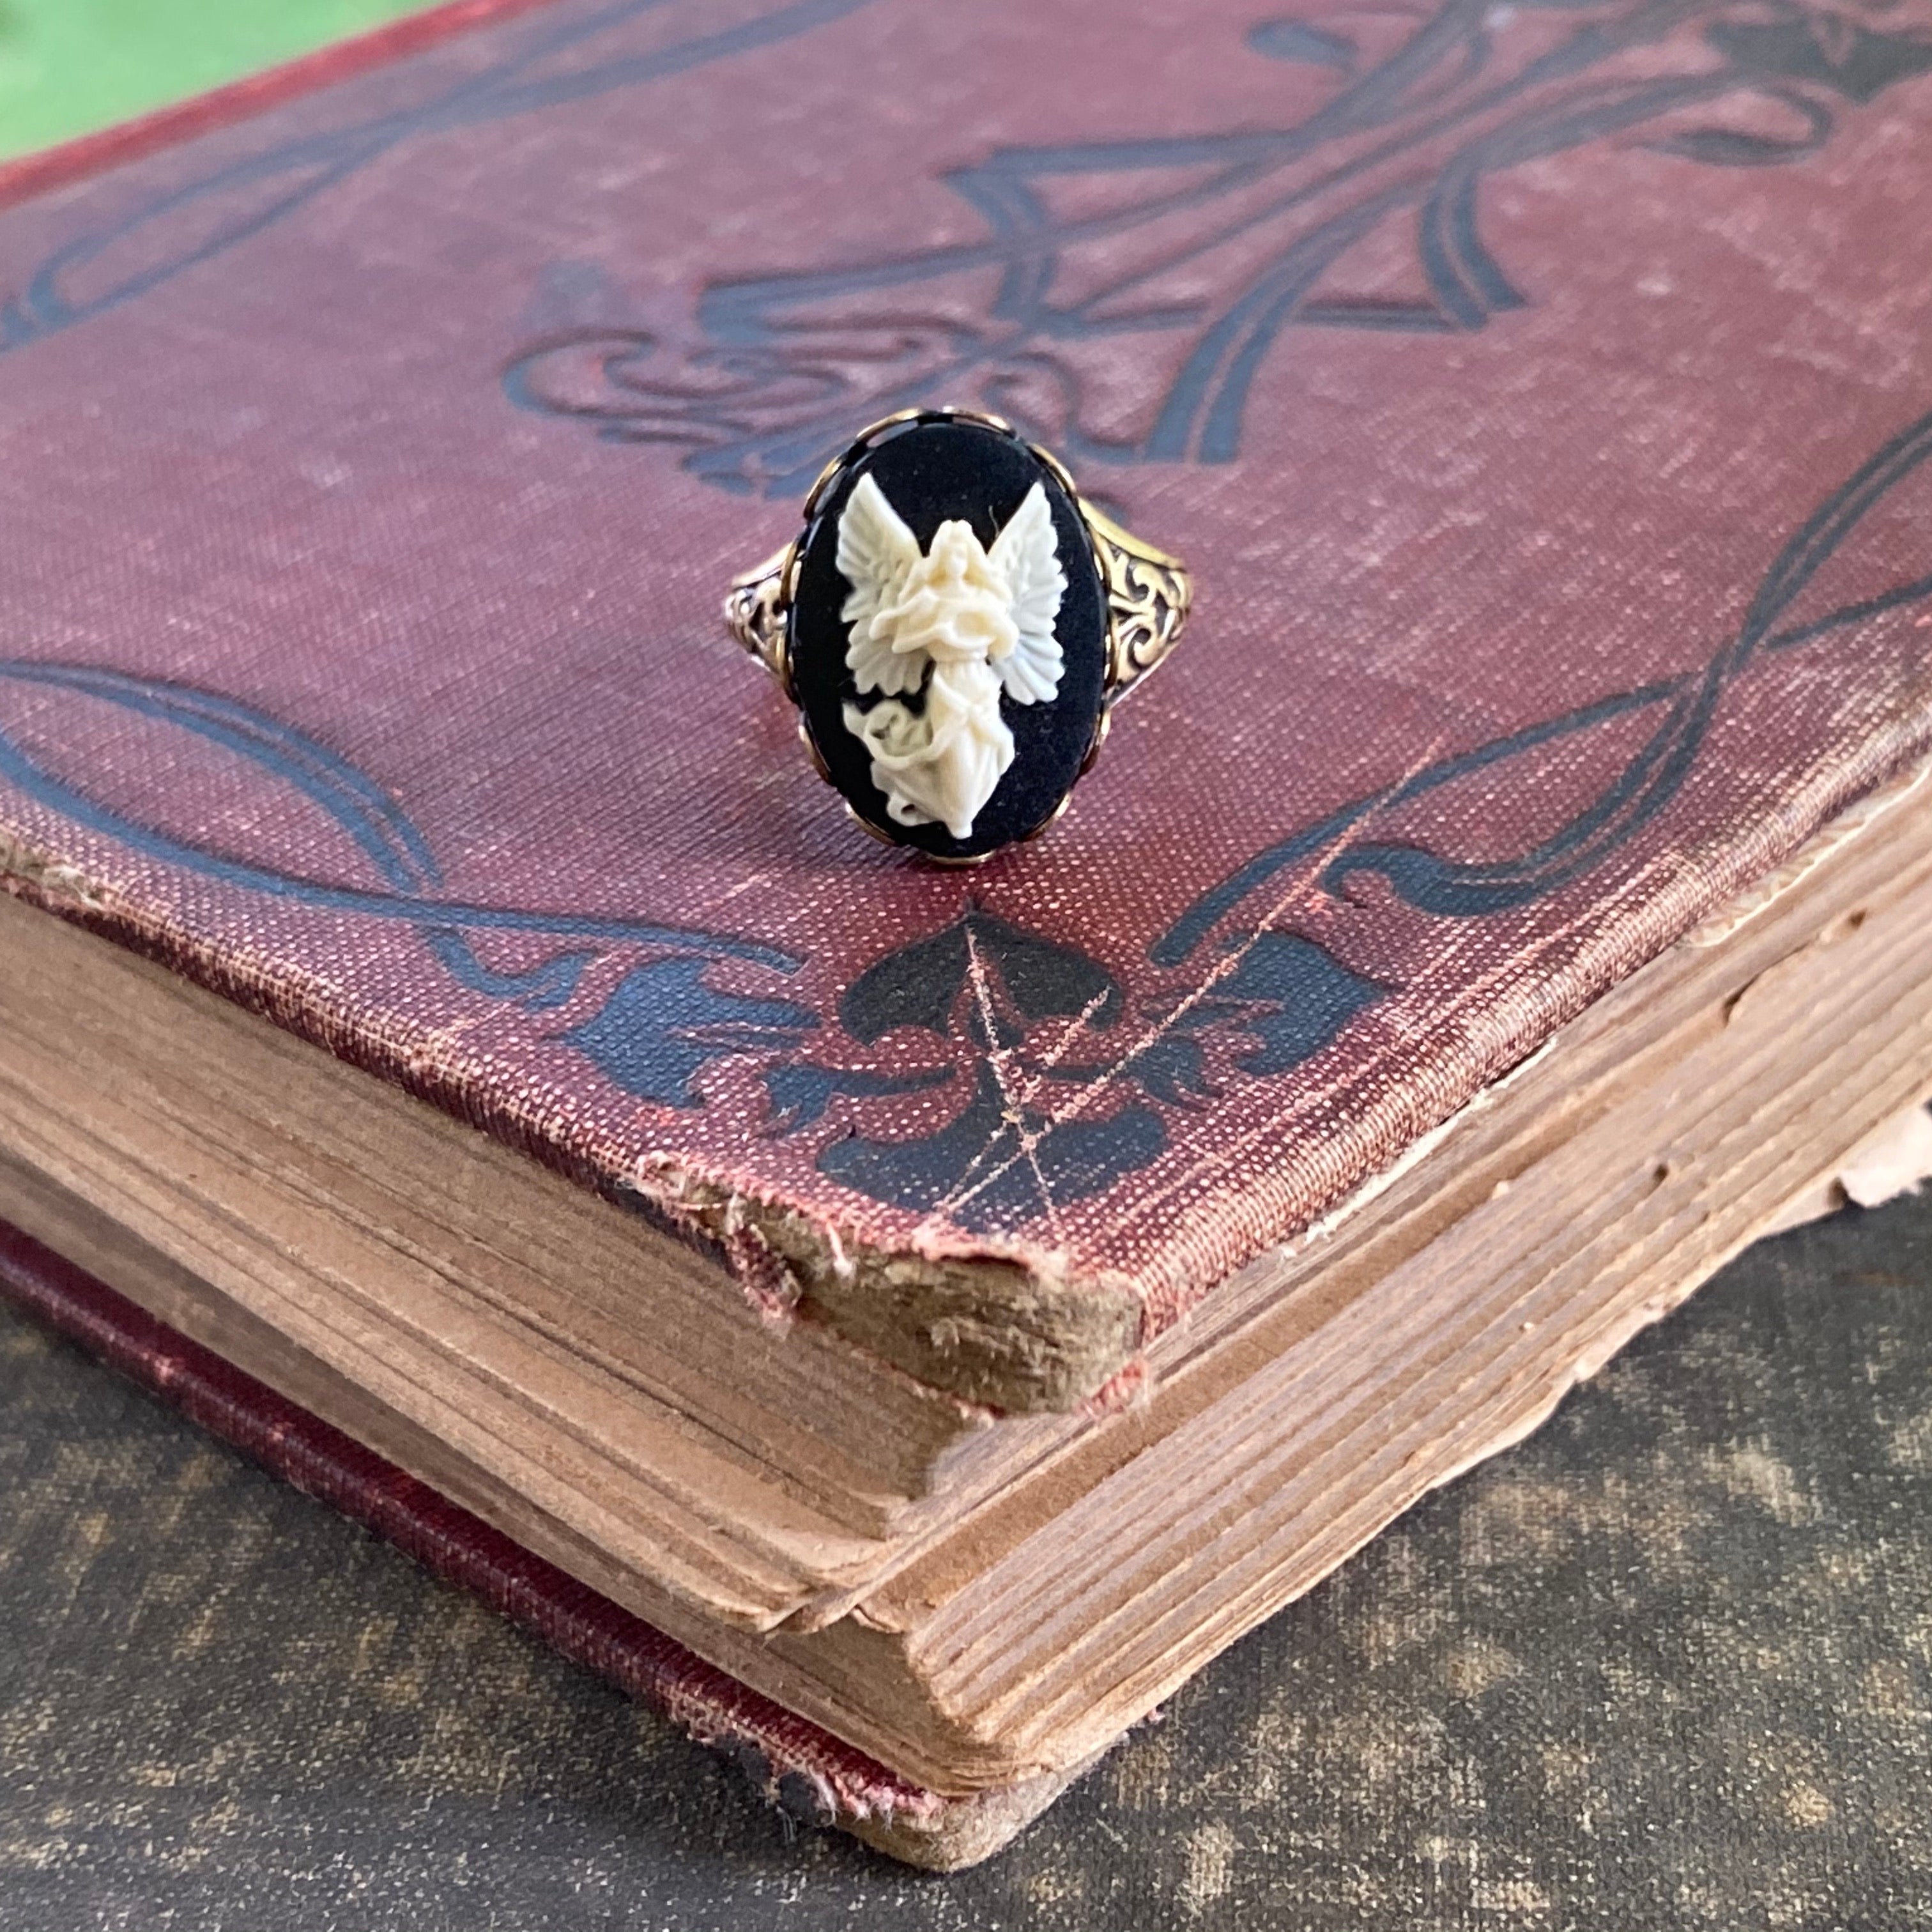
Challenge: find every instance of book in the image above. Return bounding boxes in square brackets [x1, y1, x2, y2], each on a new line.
[4, 0, 1932, 1868]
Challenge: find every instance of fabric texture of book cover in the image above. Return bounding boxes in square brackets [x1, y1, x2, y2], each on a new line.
[3, 0, 1932, 1360]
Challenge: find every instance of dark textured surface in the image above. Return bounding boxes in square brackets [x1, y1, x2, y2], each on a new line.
[4, 1194, 1932, 1930]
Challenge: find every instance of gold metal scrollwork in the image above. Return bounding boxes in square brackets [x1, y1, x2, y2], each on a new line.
[1085, 506, 1192, 703]
[724, 541, 797, 696]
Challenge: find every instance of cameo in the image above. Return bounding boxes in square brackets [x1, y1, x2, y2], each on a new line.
[788, 420, 1109, 859]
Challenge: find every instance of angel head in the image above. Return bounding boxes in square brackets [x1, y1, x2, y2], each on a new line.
[868, 519, 1018, 667]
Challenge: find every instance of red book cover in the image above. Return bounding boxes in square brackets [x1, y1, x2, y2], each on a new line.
[4, 0, 1932, 1343]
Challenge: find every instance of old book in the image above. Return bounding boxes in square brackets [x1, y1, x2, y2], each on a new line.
[4, 0, 1932, 1870]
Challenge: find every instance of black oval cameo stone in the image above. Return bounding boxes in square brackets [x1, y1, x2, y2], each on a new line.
[789, 420, 1108, 860]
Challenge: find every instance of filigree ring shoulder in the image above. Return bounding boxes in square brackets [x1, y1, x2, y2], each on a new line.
[724, 408, 1192, 863]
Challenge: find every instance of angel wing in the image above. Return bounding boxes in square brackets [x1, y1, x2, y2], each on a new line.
[838, 471, 926, 696]
[988, 482, 1066, 705]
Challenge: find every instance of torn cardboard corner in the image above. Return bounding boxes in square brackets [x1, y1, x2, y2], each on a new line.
[624, 1162, 1144, 1413]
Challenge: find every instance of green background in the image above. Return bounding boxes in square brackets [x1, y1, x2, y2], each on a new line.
[0, 0, 435, 160]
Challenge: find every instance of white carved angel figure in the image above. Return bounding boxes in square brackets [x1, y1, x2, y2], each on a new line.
[837, 471, 1066, 841]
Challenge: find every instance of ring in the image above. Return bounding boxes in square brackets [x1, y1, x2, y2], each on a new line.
[724, 408, 1192, 863]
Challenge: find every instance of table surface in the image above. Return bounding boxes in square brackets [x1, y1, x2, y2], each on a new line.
[3, 1188, 1929, 1931]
